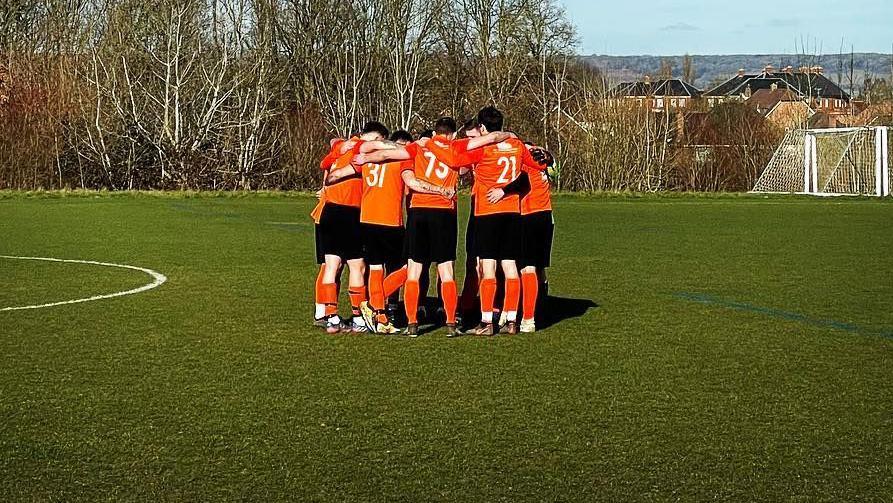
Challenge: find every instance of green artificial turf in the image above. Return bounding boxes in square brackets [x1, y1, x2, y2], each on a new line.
[1, 193, 891, 501]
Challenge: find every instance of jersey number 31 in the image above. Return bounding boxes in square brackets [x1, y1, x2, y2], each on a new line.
[366, 164, 387, 188]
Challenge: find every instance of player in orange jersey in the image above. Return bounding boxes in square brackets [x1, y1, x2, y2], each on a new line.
[315, 121, 389, 334]
[486, 143, 555, 333]
[310, 138, 353, 326]
[311, 139, 337, 326]
[326, 130, 455, 335]
[454, 106, 542, 335]
[312, 138, 369, 326]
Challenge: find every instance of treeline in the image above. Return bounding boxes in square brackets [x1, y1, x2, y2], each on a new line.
[582, 53, 893, 91]
[1, 0, 777, 192]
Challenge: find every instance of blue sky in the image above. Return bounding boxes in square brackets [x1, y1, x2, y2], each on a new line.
[558, 0, 893, 55]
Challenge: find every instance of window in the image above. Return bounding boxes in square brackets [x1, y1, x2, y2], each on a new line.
[670, 99, 678, 107]
[679, 98, 686, 107]
[656, 98, 664, 108]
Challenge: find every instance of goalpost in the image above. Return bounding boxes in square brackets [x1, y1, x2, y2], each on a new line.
[753, 126, 890, 196]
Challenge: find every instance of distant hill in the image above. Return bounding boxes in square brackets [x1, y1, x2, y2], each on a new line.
[580, 53, 893, 93]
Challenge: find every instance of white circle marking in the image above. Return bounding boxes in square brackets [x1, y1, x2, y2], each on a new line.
[1, 255, 167, 312]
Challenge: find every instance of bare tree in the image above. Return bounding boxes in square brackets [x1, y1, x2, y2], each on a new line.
[0, 0, 794, 193]
[682, 54, 694, 83]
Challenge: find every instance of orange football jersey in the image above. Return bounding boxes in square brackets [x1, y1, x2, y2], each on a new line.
[359, 159, 414, 227]
[521, 161, 552, 215]
[409, 136, 461, 210]
[466, 138, 537, 216]
[323, 149, 363, 208]
[312, 139, 357, 222]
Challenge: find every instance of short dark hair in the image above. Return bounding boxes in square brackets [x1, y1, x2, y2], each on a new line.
[461, 117, 478, 131]
[477, 106, 503, 132]
[389, 130, 414, 143]
[362, 121, 389, 139]
[434, 117, 457, 135]
[417, 129, 434, 140]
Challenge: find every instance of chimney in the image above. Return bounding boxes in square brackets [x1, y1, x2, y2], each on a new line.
[799, 66, 810, 74]
[784, 65, 793, 74]
[644, 74, 651, 85]
[771, 82, 778, 91]
[764, 64, 775, 74]
[814, 66, 824, 74]
[737, 68, 746, 77]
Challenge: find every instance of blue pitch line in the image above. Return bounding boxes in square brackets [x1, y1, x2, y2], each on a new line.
[673, 292, 893, 340]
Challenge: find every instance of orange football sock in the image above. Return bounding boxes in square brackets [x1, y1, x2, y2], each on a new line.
[404, 280, 420, 324]
[480, 278, 497, 322]
[369, 269, 384, 311]
[348, 286, 366, 316]
[383, 266, 408, 297]
[315, 265, 325, 302]
[504, 278, 521, 320]
[321, 283, 338, 316]
[314, 265, 327, 318]
[521, 272, 538, 321]
[441, 280, 458, 324]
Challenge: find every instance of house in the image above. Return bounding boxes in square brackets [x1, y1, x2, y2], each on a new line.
[609, 76, 702, 112]
[745, 86, 812, 130]
[705, 65, 850, 115]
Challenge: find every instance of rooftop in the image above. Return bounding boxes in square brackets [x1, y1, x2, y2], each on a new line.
[611, 78, 702, 98]
[746, 88, 802, 114]
[705, 67, 849, 100]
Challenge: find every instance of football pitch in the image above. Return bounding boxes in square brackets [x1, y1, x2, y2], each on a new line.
[1, 192, 892, 501]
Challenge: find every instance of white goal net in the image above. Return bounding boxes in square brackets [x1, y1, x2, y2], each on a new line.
[753, 127, 890, 196]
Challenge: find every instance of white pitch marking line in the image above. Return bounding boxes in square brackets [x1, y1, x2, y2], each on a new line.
[0, 255, 167, 312]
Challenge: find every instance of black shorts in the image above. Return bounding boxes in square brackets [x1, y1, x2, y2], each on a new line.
[318, 203, 363, 260]
[362, 223, 405, 265]
[474, 212, 522, 261]
[314, 224, 324, 264]
[405, 208, 458, 264]
[520, 211, 554, 269]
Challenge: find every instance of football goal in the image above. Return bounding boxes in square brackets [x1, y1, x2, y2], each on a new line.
[753, 126, 890, 196]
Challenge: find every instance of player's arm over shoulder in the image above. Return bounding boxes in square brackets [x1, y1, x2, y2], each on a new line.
[325, 152, 359, 184]
[466, 131, 516, 150]
[354, 143, 411, 164]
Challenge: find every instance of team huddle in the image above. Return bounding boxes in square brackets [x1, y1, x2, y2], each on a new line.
[310, 106, 555, 336]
